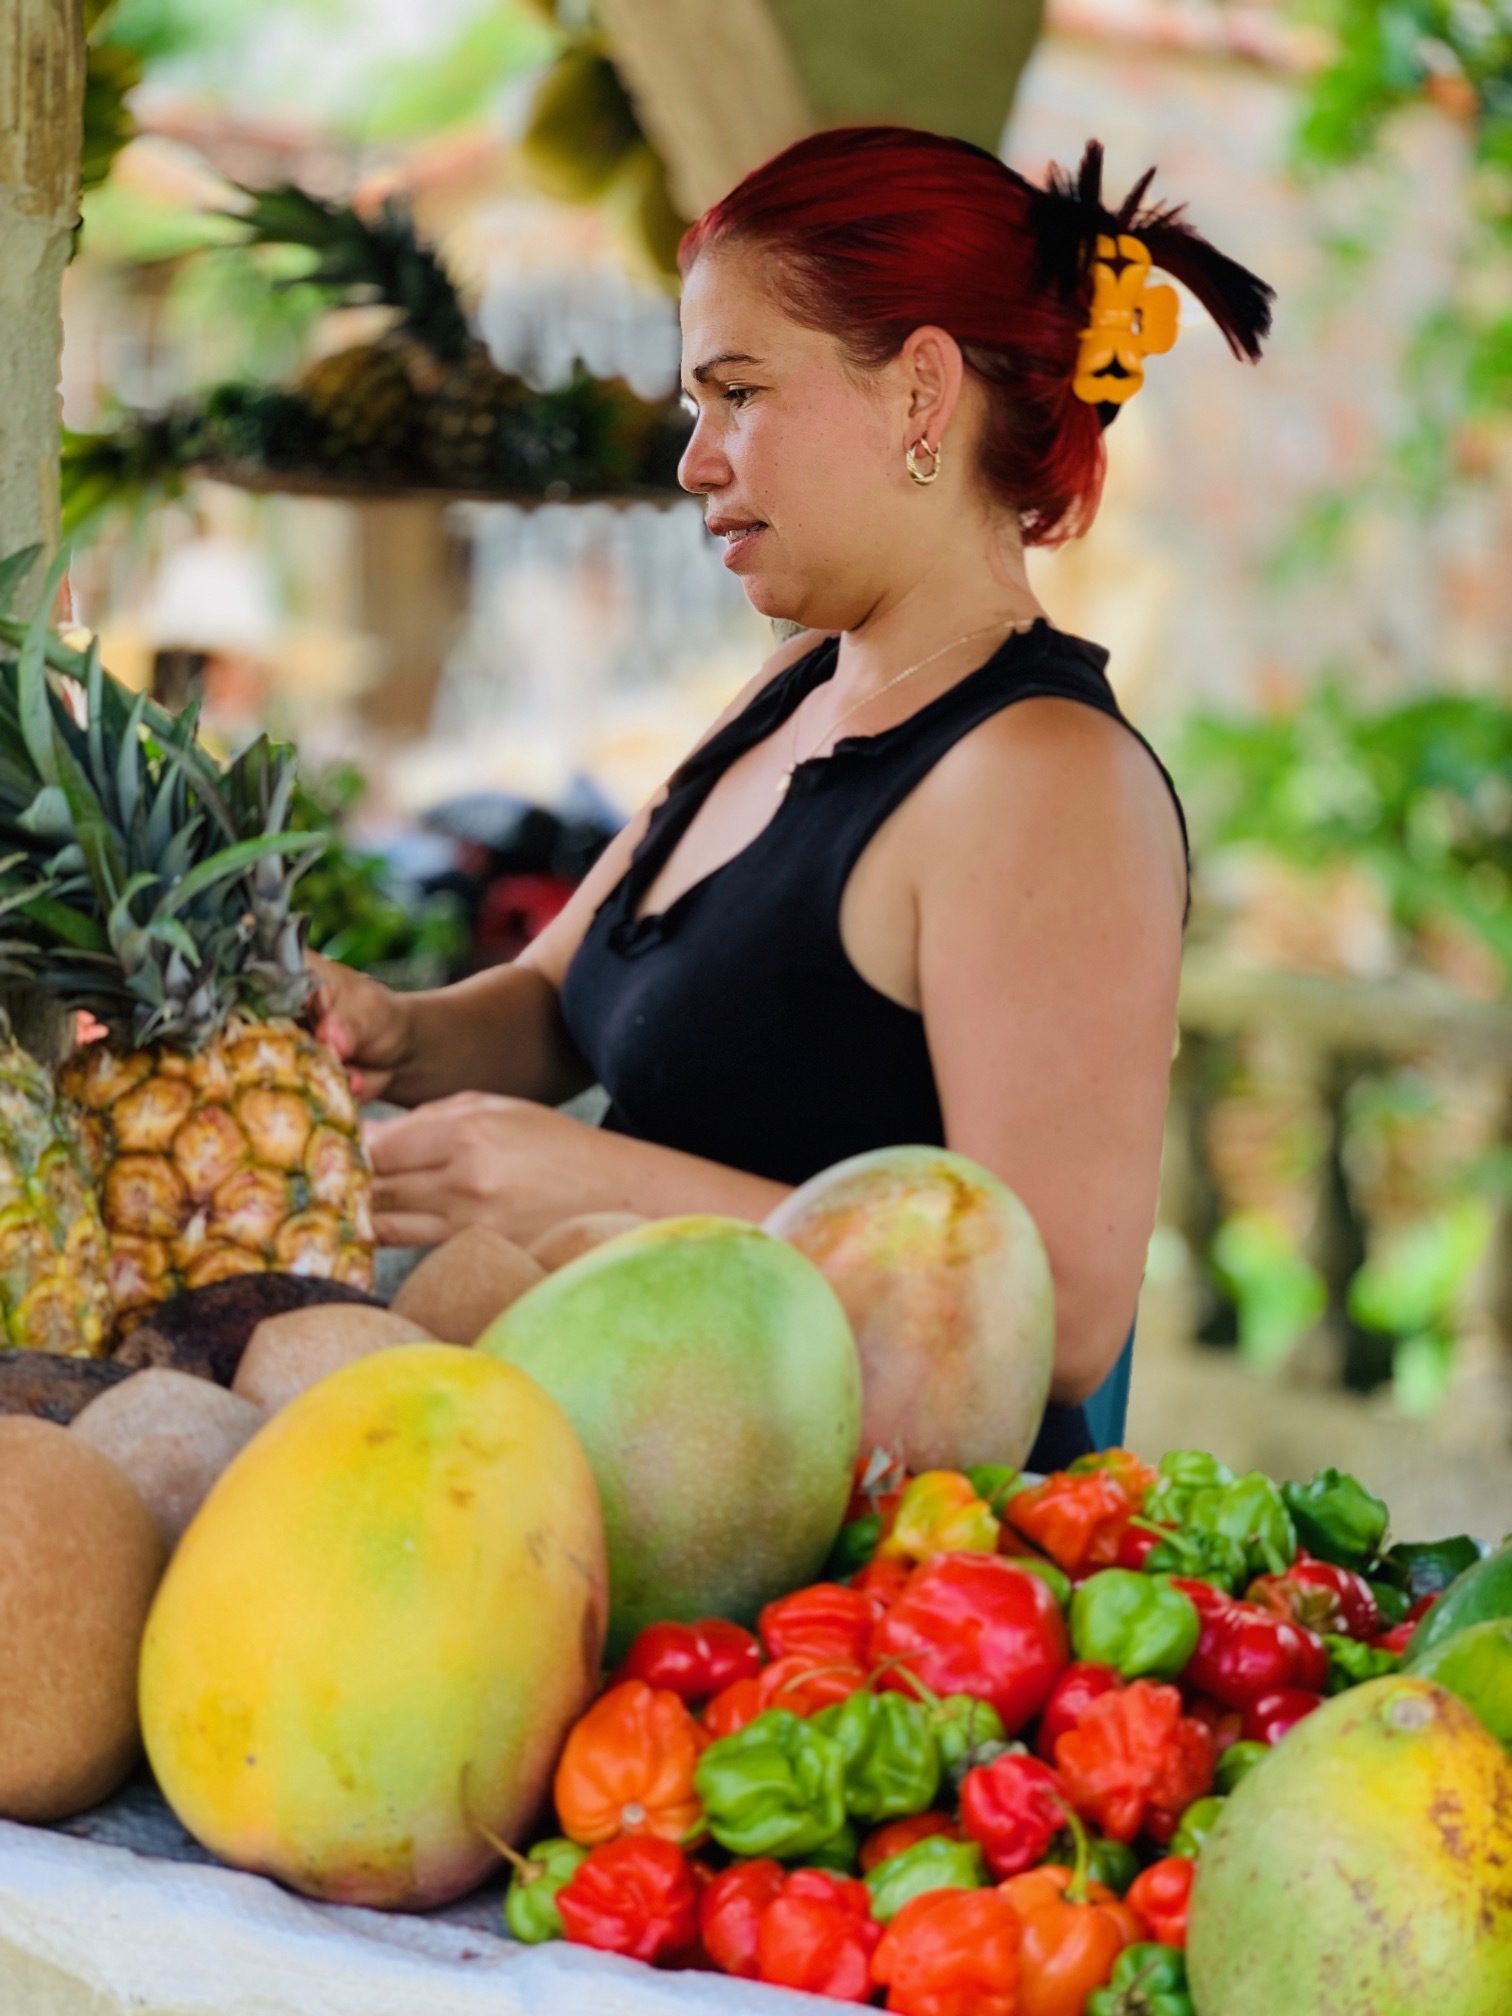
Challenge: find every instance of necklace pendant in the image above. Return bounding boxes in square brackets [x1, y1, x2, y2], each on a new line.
[775, 769, 793, 797]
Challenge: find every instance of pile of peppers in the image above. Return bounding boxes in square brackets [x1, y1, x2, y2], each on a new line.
[498, 1443, 1466, 2012]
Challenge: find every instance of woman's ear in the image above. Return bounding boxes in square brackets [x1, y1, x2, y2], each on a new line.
[898, 324, 966, 448]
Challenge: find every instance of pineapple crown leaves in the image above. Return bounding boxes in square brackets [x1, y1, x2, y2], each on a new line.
[224, 182, 474, 365]
[0, 548, 327, 1048]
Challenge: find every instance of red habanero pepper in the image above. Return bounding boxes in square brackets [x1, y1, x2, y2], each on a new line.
[1185, 1693, 1245, 1759]
[556, 1836, 700, 1963]
[1125, 1855, 1195, 1947]
[619, 1619, 762, 1703]
[702, 1677, 764, 1739]
[845, 1450, 910, 1526]
[698, 1859, 787, 1978]
[759, 1653, 869, 1717]
[870, 1886, 1023, 2016]
[1113, 1522, 1169, 1572]
[553, 1680, 706, 1846]
[759, 1583, 882, 1668]
[1241, 1687, 1326, 1746]
[959, 1752, 1069, 1879]
[870, 1553, 1070, 1735]
[1034, 1662, 1126, 1763]
[1247, 1558, 1382, 1641]
[1372, 1618, 1417, 1656]
[860, 1812, 962, 1874]
[756, 1868, 882, 2002]
[1054, 1681, 1214, 1844]
[1069, 1448, 1160, 1505]
[854, 1554, 915, 1606]
[1004, 1471, 1136, 1576]
[1171, 1582, 1329, 1708]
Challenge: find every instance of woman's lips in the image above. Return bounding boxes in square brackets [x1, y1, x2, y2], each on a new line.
[716, 522, 766, 568]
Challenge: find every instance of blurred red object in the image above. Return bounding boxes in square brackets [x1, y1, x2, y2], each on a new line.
[475, 872, 576, 963]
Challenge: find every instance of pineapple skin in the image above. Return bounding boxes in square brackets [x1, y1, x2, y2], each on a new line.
[59, 1016, 375, 1330]
[0, 1036, 113, 1356]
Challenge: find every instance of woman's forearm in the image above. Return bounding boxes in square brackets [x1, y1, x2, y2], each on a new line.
[386, 964, 594, 1109]
[551, 1123, 793, 1230]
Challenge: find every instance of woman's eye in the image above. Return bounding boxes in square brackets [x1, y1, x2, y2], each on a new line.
[723, 384, 755, 407]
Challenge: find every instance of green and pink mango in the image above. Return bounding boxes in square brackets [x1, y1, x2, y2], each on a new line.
[764, 1146, 1054, 1471]
[478, 1215, 861, 1661]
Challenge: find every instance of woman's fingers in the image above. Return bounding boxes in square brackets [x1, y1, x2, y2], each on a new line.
[364, 1104, 471, 1175]
[375, 1208, 457, 1249]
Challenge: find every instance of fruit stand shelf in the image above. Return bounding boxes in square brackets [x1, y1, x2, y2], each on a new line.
[0, 1789, 820, 2016]
[190, 460, 690, 511]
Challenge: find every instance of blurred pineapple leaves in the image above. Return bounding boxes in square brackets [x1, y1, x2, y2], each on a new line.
[1177, 685, 1512, 979]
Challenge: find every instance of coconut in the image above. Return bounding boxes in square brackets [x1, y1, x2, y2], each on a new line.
[389, 1226, 545, 1344]
[232, 1305, 432, 1413]
[71, 1370, 266, 1547]
[0, 1418, 167, 1822]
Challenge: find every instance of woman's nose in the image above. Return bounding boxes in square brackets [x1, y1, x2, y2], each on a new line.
[678, 415, 732, 496]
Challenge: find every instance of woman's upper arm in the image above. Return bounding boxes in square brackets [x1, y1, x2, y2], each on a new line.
[916, 700, 1186, 1402]
[521, 628, 829, 992]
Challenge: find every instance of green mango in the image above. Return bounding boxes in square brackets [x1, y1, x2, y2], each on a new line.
[1404, 1541, 1512, 1663]
[1402, 1617, 1512, 1748]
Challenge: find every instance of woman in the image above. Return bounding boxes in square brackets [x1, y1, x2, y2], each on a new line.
[314, 129, 1272, 1468]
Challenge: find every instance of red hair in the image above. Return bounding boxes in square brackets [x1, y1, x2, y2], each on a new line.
[679, 128, 1273, 547]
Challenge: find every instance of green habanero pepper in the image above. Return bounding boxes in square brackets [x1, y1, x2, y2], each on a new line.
[502, 1838, 588, 1944]
[825, 1514, 882, 1580]
[1045, 1832, 1140, 1895]
[1014, 1555, 1073, 1609]
[1169, 1794, 1225, 1859]
[863, 1834, 987, 1923]
[1214, 1740, 1270, 1794]
[1143, 1450, 1235, 1525]
[1086, 1941, 1195, 2016]
[965, 1464, 1022, 1514]
[1369, 1579, 1413, 1626]
[1069, 1569, 1201, 1681]
[813, 1689, 942, 1824]
[1323, 1632, 1401, 1696]
[694, 1708, 847, 1859]
[1141, 1524, 1248, 1595]
[1280, 1467, 1389, 1571]
[1187, 1472, 1297, 1580]
[1376, 1535, 1486, 1602]
[927, 1693, 1008, 1777]
[801, 1818, 862, 1874]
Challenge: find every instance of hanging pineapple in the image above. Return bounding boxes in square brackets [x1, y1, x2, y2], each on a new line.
[0, 553, 375, 1330]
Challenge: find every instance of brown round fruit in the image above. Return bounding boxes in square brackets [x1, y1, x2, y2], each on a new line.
[527, 1212, 649, 1274]
[231, 1304, 432, 1413]
[0, 1418, 167, 1821]
[390, 1226, 545, 1343]
[71, 1370, 266, 1547]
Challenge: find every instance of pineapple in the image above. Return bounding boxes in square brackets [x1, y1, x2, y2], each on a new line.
[0, 551, 375, 1330]
[0, 1008, 112, 1355]
[230, 183, 527, 485]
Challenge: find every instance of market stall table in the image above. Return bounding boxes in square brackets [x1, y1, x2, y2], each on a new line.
[0, 1780, 822, 2016]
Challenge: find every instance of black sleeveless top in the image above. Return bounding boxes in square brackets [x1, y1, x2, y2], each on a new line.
[560, 619, 1190, 1470]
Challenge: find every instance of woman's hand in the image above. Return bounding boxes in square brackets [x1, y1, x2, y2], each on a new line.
[365, 1093, 616, 1249]
[308, 951, 416, 1104]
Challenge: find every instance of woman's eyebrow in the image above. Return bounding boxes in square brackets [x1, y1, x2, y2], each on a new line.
[687, 350, 763, 384]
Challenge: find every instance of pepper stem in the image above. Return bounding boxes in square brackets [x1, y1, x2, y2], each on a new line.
[1056, 1798, 1093, 1905]
[459, 1762, 542, 1882]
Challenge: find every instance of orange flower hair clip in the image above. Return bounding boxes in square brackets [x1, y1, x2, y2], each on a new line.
[1072, 233, 1180, 407]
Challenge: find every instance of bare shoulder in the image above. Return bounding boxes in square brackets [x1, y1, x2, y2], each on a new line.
[916, 694, 1187, 908]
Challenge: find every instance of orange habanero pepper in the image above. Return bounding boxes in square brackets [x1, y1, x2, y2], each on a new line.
[554, 1680, 706, 1847]
[997, 1812, 1142, 2016]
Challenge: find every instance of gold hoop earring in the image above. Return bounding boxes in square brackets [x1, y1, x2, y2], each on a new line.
[905, 435, 942, 486]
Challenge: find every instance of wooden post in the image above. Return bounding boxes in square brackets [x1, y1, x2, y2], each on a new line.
[0, 0, 85, 602]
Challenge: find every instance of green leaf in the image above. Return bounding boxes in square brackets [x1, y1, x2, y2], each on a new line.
[19, 893, 109, 953]
[157, 831, 324, 915]
[16, 550, 71, 790]
[0, 548, 43, 618]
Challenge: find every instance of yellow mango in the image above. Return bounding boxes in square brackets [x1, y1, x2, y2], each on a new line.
[139, 1343, 606, 1910]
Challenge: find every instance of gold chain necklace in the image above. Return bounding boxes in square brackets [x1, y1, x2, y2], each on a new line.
[775, 615, 1041, 797]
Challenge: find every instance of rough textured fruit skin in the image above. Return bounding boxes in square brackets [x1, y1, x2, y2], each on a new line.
[478, 1216, 861, 1663]
[139, 1344, 607, 1910]
[763, 1146, 1054, 1471]
[1187, 1676, 1512, 2016]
